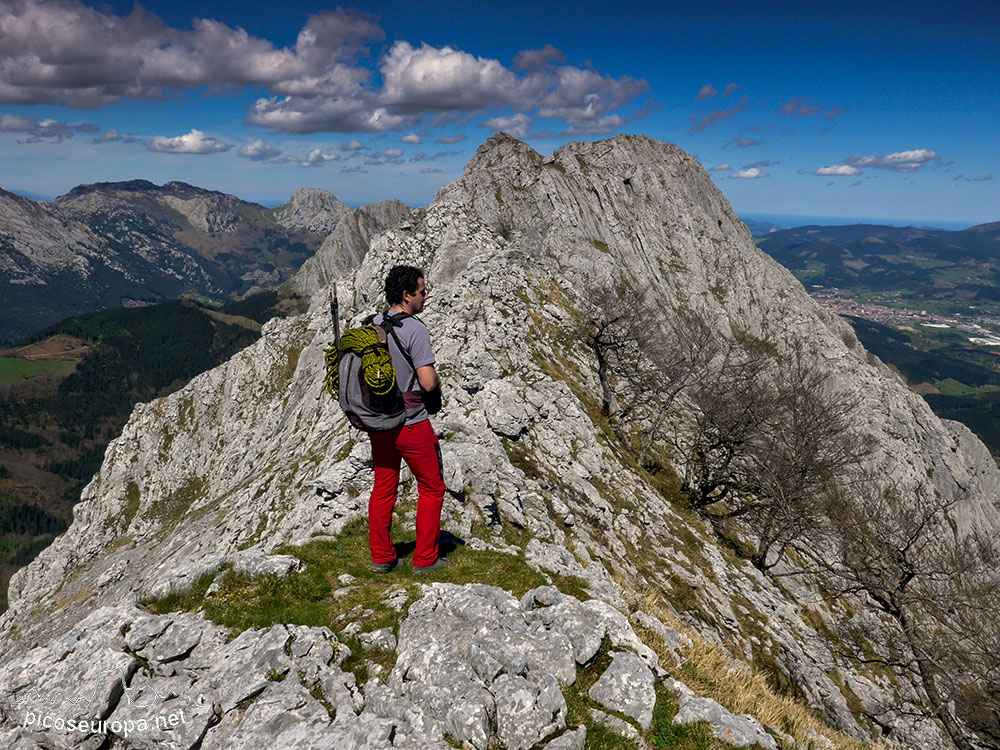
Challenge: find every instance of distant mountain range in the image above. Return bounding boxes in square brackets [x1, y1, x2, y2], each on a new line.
[754, 222, 1000, 315]
[0, 181, 349, 344]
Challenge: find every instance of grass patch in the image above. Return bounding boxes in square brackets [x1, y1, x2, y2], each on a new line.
[0, 357, 76, 383]
[142, 516, 564, 638]
[649, 690, 759, 749]
[634, 589, 877, 750]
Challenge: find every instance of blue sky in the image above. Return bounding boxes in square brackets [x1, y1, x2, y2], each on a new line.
[0, 0, 996, 228]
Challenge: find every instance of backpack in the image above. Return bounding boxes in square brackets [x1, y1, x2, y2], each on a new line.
[324, 312, 419, 432]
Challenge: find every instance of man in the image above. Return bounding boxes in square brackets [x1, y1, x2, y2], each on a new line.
[368, 264, 447, 574]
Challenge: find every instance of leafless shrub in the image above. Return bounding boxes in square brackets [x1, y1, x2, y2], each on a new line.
[804, 475, 1000, 750]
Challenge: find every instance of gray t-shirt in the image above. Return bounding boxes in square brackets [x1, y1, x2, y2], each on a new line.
[374, 312, 436, 425]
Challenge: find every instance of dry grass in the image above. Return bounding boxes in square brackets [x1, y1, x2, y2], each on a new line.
[633, 588, 883, 750]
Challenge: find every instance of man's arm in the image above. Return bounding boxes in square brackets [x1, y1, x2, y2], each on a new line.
[416, 365, 439, 392]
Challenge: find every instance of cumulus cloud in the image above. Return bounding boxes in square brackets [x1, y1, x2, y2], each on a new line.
[0, 114, 96, 141]
[379, 147, 403, 158]
[710, 163, 731, 171]
[512, 44, 565, 72]
[0, 3, 382, 107]
[815, 165, 862, 176]
[341, 138, 367, 151]
[238, 139, 281, 161]
[0, 2, 648, 136]
[729, 167, 769, 179]
[690, 95, 747, 132]
[436, 134, 467, 144]
[249, 39, 647, 134]
[146, 129, 231, 154]
[780, 97, 820, 117]
[93, 128, 120, 143]
[482, 113, 532, 138]
[401, 132, 421, 144]
[845, 149, 939, 172]
[696, 84, 718, 101]
[299, 148, 339, 167]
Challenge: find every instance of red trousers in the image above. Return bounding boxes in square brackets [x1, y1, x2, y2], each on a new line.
[368, 419, 445, 567]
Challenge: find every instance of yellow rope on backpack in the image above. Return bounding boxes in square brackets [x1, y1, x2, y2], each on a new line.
[324, 326, 398, 399]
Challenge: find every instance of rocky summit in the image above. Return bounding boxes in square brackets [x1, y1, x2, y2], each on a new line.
[0, 182, 342, 344]
[1, 133, 997, 750]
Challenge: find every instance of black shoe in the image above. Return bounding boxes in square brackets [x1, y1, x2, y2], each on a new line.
[413, 557, 450, 575]
[371, 559, 400, 574]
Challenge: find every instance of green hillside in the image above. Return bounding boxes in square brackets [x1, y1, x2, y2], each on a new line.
[0, 291, 301, 611]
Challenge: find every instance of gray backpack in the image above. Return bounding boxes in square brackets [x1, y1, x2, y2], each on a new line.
[324, 312, 418, 432]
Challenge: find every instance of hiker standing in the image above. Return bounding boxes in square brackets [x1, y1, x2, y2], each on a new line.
[366, 265, 447, 574]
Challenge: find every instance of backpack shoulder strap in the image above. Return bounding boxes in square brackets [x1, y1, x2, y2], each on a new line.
[380, 311, 419, 391]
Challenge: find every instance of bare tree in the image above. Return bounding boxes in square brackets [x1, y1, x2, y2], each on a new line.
[738, 341, 871, 568]
[665, 328, 779, 510]
[572, 279, 717, 463]
[804, 474, 1000, 750]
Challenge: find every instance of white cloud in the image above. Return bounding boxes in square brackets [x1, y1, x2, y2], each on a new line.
[93, 128, 120, 143]
[299, 148, 339, 167]
[0, 1, 648, 137]
[342, 138, 367, 151]
[401, 132, 421, 144]
[845, 149, 939, 172]
[729, 168, 769, 179]
[238, 139, 281, 161]
[0, 3, 381, 107]
[710, 163, 730, 171]
[0, 114, 104, 142]
[482, 113, 532, 138]
[815, 165, 862, 176]
[379, 41, 520, 113]
[146, 129, 230, 154]
[379, 147, 403, 158]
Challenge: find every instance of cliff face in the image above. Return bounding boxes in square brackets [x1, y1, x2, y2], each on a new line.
[1, 134, 996, 750]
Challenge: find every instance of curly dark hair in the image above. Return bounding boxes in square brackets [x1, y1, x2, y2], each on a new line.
[384, 264, 425, 305]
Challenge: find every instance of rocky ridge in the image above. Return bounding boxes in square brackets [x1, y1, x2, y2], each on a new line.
[0, 182, 342, 344]
[290, 199, 413, 296]
[1, 134, 997, 749]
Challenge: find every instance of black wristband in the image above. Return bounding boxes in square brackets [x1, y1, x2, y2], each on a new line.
[422, 383, 442, 415]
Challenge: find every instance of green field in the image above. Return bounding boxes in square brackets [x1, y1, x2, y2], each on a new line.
[0, 358, 76, 383]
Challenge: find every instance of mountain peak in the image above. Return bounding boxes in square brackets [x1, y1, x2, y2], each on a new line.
[273, 187, 350, 235]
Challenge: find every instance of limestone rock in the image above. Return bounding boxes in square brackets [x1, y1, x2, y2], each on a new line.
[291, 199, 411, 295]
[272, 188, 349, 236]
[494, 671, 567, 750]
[587, 651, 656, 730]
